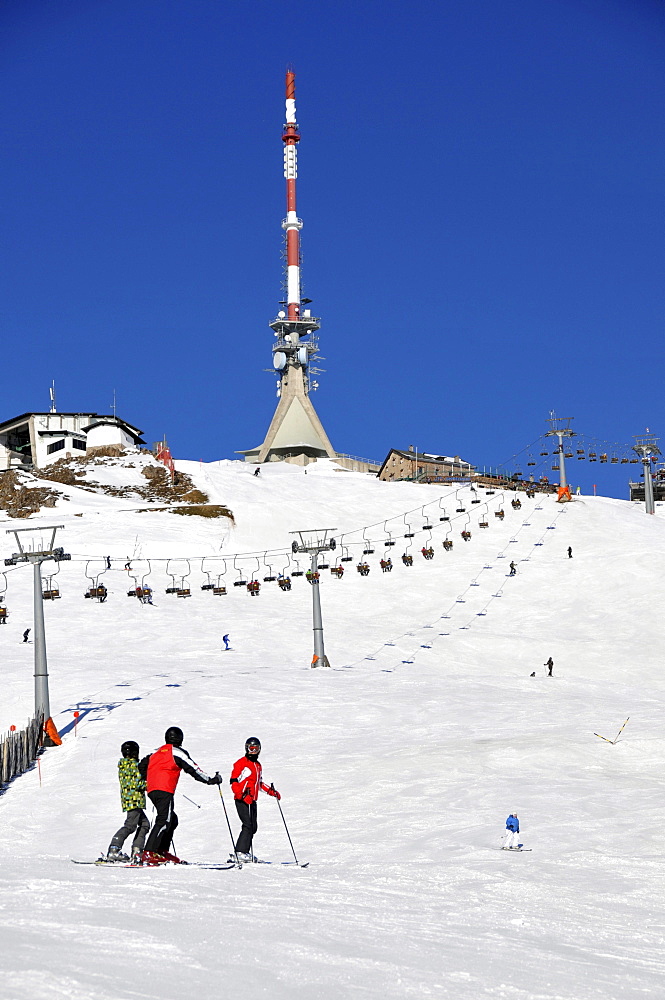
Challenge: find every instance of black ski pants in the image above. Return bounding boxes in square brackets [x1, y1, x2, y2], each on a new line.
[109, 808, 149, 854]
[234, 799, 258, 854]
[145, 790, 179, 854]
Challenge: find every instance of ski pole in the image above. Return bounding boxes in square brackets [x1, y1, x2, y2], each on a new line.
[273, 788, 299, 865]
[217, 782, 241, 865]
[183, 794, 201, 809]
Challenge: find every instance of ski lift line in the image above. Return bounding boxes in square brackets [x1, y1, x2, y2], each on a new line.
[52, 482, 517, 569]
[345, 503, 565, 671]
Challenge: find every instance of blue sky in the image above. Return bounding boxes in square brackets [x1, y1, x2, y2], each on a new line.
[1, 0, 663, 497]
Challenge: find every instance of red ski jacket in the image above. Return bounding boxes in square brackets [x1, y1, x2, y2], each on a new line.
[230, 756, 271, 803]
[144, 744, 211, 794]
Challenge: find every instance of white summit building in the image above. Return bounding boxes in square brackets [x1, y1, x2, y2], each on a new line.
[0, 411, 144, 471]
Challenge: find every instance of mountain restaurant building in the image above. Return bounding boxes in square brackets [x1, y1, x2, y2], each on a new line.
[378, 447, 475, 483]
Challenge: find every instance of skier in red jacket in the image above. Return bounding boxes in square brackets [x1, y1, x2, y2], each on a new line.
[230, 737, 280, 861]
[139, 726, 221, 864]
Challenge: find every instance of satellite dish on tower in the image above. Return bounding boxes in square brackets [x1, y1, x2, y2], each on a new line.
[277, 310, 286, 319]
[297, 346, 308, 366]
[273, 352, 287, 370]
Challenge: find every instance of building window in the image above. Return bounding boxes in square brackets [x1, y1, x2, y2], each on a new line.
[72, 439, 86, 451]
[47, 439, 66, 455]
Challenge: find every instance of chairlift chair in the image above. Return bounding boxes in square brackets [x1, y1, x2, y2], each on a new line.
[165, 560, 180, 595]
[84, 559, 108, 602]
[43, 563, 61, 601]
[263, 553, 278, 582]
[200, 558, 215, 591]
[291, 552, 305, 578]
[233, 555, 248, 586]
[277, 556, 292, 590]
[361, 528, 375, 556]
[212, 559, 227, 595]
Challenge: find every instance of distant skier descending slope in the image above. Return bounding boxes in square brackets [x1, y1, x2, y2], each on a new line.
[229, 737, 280, 861]
[139, 726, 221, 863]
[222, 634, 231, 650]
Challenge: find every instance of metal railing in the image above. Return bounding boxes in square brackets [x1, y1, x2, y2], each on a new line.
[333, 453, 381, 468]
[1, 714, 43, 790]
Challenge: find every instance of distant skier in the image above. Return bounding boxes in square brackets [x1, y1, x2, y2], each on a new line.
[530, 671, 536, 677]
[253, 467, 261, 477]
[229, 737, 280, 862]
[544, 656, 554, 676]
[22, 629, 30, 643]
[106, 556, 111, 569]
[222, 634, 231, 650]
[139, 727, 221, 864]
[503, 813, 522, 850]
[567, 546, 573, 558]
[509, 561, 517, 576]
[106, 740, 149, 863]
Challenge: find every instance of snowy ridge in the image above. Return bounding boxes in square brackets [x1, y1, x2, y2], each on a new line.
[1, 458, 664, 1000]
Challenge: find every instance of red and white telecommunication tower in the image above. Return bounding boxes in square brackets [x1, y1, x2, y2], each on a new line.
[239, 70, 335, 466]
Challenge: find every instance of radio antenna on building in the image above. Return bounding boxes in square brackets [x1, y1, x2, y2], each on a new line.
[112, 389, 117, 418]
[49, 381, 57, 414]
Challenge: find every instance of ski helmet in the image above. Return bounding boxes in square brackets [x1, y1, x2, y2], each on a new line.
[245, 737, 261, 756]
[121, 740, 139, 759]
[165, 726, 184, 746]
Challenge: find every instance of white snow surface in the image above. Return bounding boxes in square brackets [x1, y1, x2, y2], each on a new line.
[0, 457, 664, 999]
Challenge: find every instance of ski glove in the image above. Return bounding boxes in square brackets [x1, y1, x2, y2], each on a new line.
[268, 784, 281, 800]
[207, 772, 222, 785]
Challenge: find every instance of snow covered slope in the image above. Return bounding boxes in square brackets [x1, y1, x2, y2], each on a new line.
[0, 458, 663, 1000]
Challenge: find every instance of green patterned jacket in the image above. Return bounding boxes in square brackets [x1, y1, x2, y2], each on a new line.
[118, 757, 146, 812]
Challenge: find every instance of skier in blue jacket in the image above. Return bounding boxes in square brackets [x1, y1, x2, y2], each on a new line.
[503, 812, 522, 850]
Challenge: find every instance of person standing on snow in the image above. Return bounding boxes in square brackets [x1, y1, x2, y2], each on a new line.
[222, 634, 231, 650]
[544, 656, 554, 676]
[509, 561, 517, 576]
[106, 740, 149, 863]
[139, 726, 221, 863]
[567, 546, 573, 558]
[503, 813, 522, 850]
[230, 737, 280, 862]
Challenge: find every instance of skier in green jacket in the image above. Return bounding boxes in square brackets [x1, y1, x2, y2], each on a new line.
[105, 741, 149, 863]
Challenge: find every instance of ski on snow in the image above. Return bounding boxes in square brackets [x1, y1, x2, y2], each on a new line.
[71, 859, 238, 870]
[239, 859, 310, 868]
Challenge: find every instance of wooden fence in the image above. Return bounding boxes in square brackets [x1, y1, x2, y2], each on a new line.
[0, 714, 43, 788]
